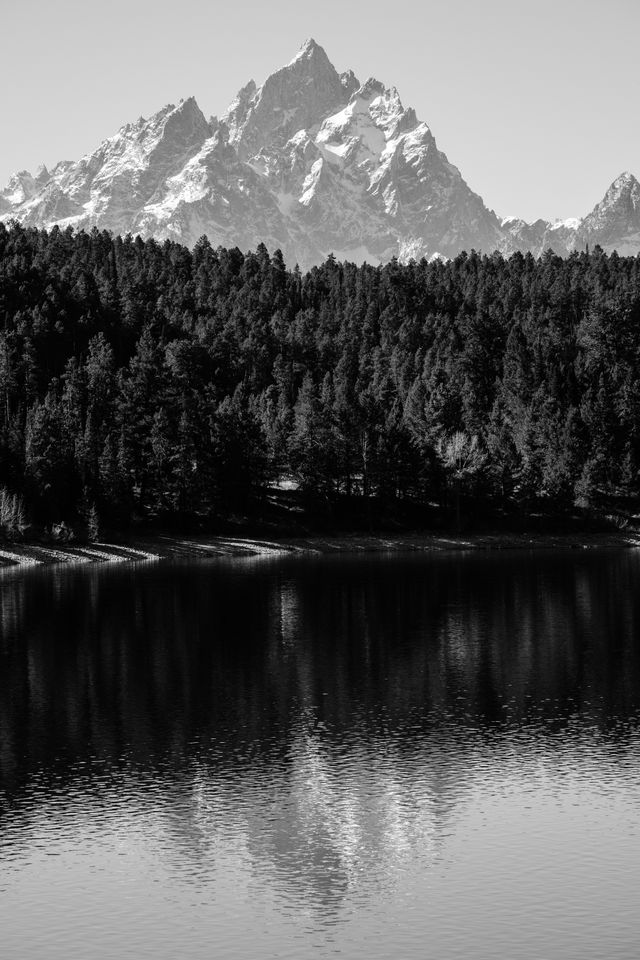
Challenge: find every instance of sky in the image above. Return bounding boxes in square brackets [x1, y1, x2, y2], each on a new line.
[2, 0, 639, 222]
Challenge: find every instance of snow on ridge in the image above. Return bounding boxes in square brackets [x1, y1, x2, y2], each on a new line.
[549, 217, 581, 232]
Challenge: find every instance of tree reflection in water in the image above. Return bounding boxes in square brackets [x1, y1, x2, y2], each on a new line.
[0, 550, 639, 916]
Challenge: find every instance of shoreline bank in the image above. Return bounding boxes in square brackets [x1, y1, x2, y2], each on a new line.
[1, 530, 640, 568]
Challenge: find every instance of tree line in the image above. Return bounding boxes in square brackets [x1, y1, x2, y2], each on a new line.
[1, 222, 640, 537]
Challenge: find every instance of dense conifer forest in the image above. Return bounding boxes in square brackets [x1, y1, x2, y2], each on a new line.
[1, 222, 640, 539]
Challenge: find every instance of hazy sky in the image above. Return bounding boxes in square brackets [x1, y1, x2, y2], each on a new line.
[2, 0, 639, 222]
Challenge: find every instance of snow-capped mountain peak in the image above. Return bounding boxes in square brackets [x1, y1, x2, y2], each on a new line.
[223, 38, 356, 161]
[287, 36, 325, 66]
[2, 42, 639, 267]
[578, 171, 640, 253]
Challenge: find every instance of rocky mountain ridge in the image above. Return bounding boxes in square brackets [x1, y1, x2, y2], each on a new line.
[2, 39, 639, 268]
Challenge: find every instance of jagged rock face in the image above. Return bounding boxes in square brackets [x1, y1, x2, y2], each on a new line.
[578, 172, 640, 254]
[223, 39, 358, 160]
[2, 40, 639, 267]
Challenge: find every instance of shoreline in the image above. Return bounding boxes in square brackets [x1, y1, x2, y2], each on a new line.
[1, 529, 640, 568]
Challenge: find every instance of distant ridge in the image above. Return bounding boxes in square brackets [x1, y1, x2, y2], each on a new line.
[2, 40, 640, 268]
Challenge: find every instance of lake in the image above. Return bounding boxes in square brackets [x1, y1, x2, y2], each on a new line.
[1, 549, 639, 959]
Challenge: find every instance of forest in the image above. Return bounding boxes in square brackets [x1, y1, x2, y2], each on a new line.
[1, 221, 639, 539]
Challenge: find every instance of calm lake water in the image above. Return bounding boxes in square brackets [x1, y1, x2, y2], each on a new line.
[1, 549, 640, 959]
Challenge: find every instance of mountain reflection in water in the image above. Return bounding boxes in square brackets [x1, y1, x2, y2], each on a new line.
[0, 551, 639, 959]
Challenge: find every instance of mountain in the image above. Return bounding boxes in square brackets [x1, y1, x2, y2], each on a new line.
[579, 172, 640, 254]
[2, 40, 639, 267]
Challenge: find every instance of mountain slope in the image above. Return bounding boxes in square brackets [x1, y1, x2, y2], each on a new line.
[2, 40, 638, 267]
